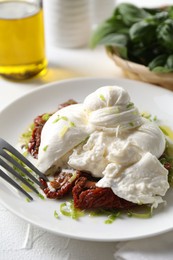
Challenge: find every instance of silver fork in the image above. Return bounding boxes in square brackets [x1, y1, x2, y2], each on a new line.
[0, 137, 48, 200]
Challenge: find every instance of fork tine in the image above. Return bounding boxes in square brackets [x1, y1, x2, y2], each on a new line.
[0, 138, 48, 182]
[0, 169, 33, 201]
[0, 149, 44, 188]
[0, 157, 39, 195]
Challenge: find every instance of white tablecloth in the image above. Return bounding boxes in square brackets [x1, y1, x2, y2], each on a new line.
[1, 1, 173, 259]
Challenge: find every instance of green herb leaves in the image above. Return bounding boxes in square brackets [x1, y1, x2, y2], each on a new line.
[114, 3, 149, 26]
[90, 3, 173, 73]
[157, 19, 173, 50]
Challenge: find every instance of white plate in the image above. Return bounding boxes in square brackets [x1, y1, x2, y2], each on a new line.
[0, 77, 173, 242]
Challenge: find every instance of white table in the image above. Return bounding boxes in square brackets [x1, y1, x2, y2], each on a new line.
[1, 1, 173, 259]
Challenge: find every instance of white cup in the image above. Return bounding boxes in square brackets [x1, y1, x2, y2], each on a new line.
[43, 0, 91, 48]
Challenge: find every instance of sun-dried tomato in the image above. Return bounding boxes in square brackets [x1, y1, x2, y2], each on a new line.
[28, 114, 48, 158]
[27, 99, 77, 158]
[72, 175, 135, 210]
[40, 171, 80, 199]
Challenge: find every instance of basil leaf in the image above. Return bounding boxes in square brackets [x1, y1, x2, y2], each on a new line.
[157, 19, 173, 50]
[114, 3, 150, 26]
[151, 66, 173, 73]
[166, 54, 173, 69]
[168, 6, 173, 19]
[97, 34, 128, 59]
[90, 18, 127, 48]
[149, 54, 173, 73]
[98, 33, 128, 46]
[129, 20, 156, 44]
[148, 54, 168, 70]
[145, 10, 169, 26]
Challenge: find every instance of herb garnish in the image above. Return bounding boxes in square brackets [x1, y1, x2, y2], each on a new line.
[43, 145, 48, 152]
[54, 210, 59, 219]
[99, 94, 106, 102]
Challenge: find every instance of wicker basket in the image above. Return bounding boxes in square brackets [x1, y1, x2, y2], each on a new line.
[107, 49, 173, 91]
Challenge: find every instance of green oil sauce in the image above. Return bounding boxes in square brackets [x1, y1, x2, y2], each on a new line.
[58, 201, 152, 224]
[160, 125, 173, 141]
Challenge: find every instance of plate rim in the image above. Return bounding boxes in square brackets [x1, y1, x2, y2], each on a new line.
[1, 76, 173, 113]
